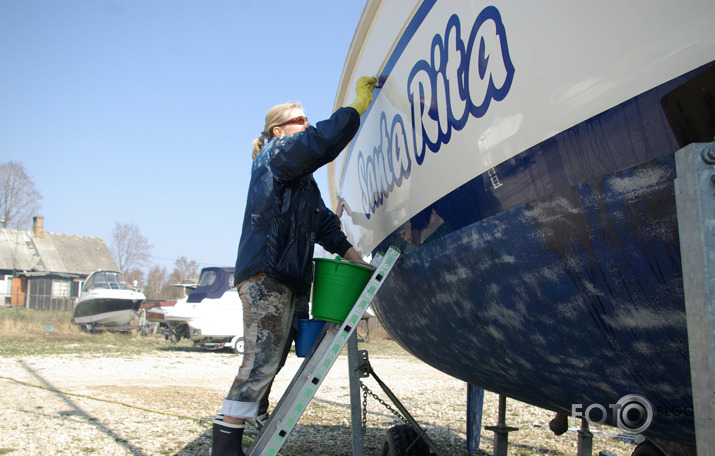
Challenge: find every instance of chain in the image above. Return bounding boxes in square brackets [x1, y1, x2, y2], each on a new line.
[362, 381, 368, 433]
[359, 380, 407, 432]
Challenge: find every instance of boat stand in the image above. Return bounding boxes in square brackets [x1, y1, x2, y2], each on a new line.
[674, 142, 715, 455]
[484, 397, 608, 456]
[576, 418, 593, 456]
[484, 394, 519, 456]
[346, 331, 444, 456]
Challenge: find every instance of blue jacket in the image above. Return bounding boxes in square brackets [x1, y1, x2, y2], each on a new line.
[234, 107, 360, 294]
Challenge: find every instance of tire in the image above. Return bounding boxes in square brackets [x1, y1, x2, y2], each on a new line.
[232, 337, 245, 355]
[381, 424, 430, 456]
[178, 324, 190, 339]
[169, 323, 189, 343]
[631, 441, 666, 456]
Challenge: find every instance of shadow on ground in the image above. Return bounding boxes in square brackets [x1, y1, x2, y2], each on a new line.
[172, 421, 578, 456]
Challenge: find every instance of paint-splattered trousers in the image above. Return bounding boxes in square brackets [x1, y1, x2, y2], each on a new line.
[221, 272, 308, 419]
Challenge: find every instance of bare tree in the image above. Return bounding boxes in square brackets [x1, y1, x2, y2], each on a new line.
[144, 265, 167, 300]
[0, 161, 42, 229]
[169, 256, 199, 283]
[165, 256, 200, 299]
[124, 268, 145, 291]
[110, 222, 152, 273]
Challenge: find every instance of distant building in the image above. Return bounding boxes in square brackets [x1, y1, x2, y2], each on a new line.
[0, 216, 119, 311]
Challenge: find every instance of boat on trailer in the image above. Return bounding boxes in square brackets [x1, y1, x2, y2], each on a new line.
[330, 0, 715, 454]
[72, 270, 146, 331]
[161, 266, 244, 353]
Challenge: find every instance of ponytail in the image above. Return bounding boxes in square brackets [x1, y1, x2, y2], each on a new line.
[252, 136, 265, 159]
[252, 102, 303, 160]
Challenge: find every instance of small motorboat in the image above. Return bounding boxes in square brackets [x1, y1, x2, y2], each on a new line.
[144, 300, 176, 322]
[143, 281, 197, 323]
[72, 270, 146, 331]
[162, 267, 244, 353]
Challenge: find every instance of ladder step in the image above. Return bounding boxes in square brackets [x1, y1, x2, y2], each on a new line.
[248, 247, 401, 456]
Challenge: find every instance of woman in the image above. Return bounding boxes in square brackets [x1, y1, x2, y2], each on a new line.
[211, 76, 377, 456]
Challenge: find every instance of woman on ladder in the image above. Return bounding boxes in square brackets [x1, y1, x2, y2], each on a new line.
[211, 76, 377, 456]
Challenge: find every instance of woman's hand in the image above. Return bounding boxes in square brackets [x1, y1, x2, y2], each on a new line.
[347, 76, 377, 116]
[342, 247, 374, 269]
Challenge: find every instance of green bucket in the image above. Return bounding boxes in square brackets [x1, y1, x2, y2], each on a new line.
[311, 258, 374, 323]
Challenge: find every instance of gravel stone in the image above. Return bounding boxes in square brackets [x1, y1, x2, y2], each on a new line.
[0, 341, 638, 455]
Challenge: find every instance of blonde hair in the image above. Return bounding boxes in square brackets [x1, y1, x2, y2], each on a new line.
[252, 102, 303, 159]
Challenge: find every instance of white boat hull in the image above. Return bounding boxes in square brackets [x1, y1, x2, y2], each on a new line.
[163, 293, 243, 340]
[161, 267, 244, 345]
[72, 292, 145, 328]
[73, 308, 138, 327]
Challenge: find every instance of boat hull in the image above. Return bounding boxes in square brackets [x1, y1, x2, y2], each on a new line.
[161, 268, 243, 344]
[330, 0, 715, 447]
[369, 76, 698, 443]
[373, 158, 690, 444]
[72, 297, 143, 327]
[163, 294, 243, 340]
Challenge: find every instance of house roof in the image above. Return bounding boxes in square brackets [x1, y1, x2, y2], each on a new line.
[0, 228, 119, 277]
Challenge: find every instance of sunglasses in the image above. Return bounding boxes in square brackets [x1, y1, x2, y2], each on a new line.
[276, 116, 308, 128]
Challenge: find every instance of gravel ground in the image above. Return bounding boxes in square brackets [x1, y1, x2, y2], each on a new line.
[0, 340, 638, 456]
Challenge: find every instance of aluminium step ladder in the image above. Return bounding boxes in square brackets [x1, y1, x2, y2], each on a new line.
[247, 246, 401, 456]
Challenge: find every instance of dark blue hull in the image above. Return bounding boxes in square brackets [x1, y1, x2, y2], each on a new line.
[371, 64, 712, 446]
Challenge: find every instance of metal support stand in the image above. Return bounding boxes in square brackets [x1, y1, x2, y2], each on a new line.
[347, 333, 445, 456]
[485, 394, 518, 456]
[576, 418, 593, 456]
[466, 384, 485, 452]
[348, 331, 366, 456]
[674, 142, 715, 456]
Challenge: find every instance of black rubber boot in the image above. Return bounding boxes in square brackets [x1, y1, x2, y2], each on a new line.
[211, 415, 245, 456]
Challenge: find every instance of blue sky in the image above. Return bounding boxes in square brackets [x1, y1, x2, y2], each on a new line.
[0, 0, 366, 272]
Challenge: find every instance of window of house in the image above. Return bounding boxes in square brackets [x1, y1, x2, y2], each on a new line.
[29, 278, 50, 297]
[1, 275, 11, 294]
[52, 280, 70, 298]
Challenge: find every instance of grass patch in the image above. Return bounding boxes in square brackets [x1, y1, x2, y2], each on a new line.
[0, 306, 77, 334]
[0, 307, 193, 357]
[0, 307, 408, 359]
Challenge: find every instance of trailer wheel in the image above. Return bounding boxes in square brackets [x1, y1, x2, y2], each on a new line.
[381, 424, 430, 456]
[231, 336, 245, 355]
[172, 324, 190, 343]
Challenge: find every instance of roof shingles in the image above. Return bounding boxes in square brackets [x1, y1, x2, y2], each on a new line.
[0, 228, 118, 276]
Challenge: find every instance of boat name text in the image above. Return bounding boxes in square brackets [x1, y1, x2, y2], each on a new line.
[356, 6, 515, 217]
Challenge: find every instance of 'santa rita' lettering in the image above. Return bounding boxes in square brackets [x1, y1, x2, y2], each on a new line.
[356, 6, 514, 217]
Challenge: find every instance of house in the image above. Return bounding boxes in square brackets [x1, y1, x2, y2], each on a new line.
[0, 216, 119, 311]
